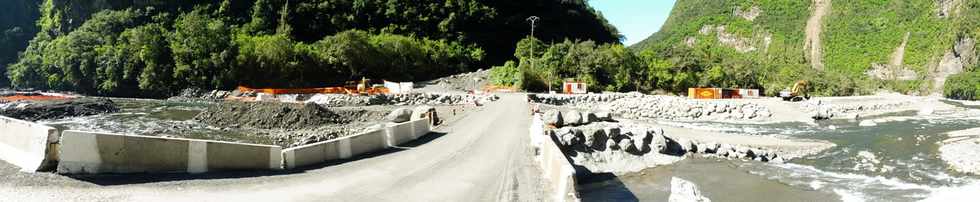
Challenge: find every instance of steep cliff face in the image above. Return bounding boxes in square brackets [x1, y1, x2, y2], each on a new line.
[634, 0, 979, 94]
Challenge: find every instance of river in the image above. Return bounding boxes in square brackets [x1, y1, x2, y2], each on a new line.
[580, 107, 980, 201]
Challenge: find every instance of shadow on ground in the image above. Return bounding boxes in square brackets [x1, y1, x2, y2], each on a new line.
[67, 132, 448, 186]
[576, 171, 639, 202]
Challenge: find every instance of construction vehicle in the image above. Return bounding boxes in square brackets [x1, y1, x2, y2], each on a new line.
[780, 80, 810, 102]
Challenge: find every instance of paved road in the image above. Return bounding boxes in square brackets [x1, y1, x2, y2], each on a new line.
[0, 94, 547, 201]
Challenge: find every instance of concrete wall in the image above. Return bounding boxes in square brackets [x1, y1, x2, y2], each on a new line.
[58, 130, 281, 174]
[283, 118, 430, 169]
[0, 116, 59, 172]
[531, 114, 579, 202]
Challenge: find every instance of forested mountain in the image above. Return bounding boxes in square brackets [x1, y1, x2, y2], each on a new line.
[1, 0, 620, 97]
[631, 0, 979, 98]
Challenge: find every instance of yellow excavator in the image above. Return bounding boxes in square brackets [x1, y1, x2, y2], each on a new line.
[780, 80, 810, 102]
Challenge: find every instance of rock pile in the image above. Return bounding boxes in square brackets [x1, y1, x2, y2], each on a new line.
[529, 93, 642, 105]
[195, 101, 347, 130]
[542, 109, 613, 128]
[549, 125, 784, 163]
[424, 69, 490, 92]
[170, 88, 232, 101]
[306, 93, 499, 106]
[532, 93, 773, 121]
[801, 99, 914, 120]
[607, 97, 772, 121]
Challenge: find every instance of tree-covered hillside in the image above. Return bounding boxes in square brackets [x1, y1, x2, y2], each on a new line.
[2, 0, 620, 97]
[632, 0, 979, 97]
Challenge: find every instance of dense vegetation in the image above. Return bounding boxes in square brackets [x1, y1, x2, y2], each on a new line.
[2, 0, 619, 97]
[489, 38, 642, 92]
[628, 0, 979, 97]
[944, 70, 980, 100]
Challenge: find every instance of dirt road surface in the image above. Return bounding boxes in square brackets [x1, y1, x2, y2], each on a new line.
[0, 94, 547, 202]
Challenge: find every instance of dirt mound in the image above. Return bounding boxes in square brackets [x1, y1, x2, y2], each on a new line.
[0, 98, 119, 121]
[194, 101, 348, 130]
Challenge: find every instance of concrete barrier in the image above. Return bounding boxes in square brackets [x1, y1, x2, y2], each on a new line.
[283, 118, 431, 169]
[531, 115, 579, 202]
[411, 118, 431, 139]
[282, 139, 342, 169]
[0, 116, 59, 172]
[348, 129, 387, 157]
[57, 130, 281, 174]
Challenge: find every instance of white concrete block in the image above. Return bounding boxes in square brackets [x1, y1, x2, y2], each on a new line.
[0, 116, 58, 172]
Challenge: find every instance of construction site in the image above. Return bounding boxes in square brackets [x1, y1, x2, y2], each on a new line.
[2, 69, 980, 201]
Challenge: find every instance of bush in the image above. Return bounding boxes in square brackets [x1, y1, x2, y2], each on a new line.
[944, 71, 980, 100]
[489, 61, 519, 87]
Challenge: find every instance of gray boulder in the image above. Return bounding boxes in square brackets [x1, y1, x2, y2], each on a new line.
[386, 108, 414, 123]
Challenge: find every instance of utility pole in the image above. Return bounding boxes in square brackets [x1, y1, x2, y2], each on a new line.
[526, 16, 543, 92]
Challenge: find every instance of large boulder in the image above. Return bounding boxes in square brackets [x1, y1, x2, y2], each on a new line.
[583, 128, 609, 150]
[669, 177, 712, 202]
[386, 108, 414, 123]
[563, 110, 584, 126]
[544, 109, 563, 127]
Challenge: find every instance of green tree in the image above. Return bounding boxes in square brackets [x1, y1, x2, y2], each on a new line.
[170, 6, 236, 90]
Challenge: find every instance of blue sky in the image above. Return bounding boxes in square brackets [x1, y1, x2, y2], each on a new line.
[588, 0, 678, 45]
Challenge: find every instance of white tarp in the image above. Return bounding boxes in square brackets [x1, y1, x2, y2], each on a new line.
[384, 81, 414, 94]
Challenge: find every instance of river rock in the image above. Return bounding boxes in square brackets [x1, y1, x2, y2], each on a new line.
[669, 177, 712, 202]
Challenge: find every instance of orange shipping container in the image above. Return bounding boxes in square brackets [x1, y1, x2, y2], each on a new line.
[688, 88, 721, 99]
